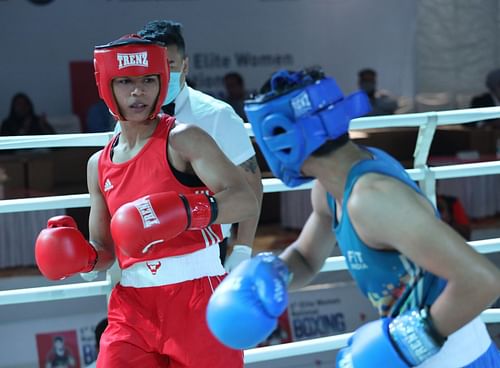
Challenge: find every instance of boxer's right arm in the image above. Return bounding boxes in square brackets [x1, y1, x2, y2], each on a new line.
[86, 151, 115, 271]
[35, 152, 115, 280]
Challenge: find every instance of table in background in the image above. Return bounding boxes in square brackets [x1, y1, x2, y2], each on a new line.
[280, 190, 313, 230]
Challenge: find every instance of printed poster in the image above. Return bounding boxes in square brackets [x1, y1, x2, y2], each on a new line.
[36, 330, 81, 368]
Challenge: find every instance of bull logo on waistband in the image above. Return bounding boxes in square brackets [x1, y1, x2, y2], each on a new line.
[146, 261, 161, 275]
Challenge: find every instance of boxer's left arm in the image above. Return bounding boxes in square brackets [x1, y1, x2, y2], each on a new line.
[207, 180, 335, 349]
[349, 174, 500, 337]
[169, 123, 259, 226]
[279, 180, 337, 289]
[86, 151, 115, 271]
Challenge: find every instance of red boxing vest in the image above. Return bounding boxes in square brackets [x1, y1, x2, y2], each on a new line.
[98, 115, 222, 269]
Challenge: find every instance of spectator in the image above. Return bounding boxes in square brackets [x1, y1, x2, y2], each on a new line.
[0, 167, 6, 198]
[86, 318, 108, 368]
[223, 72, 248, 121]
[358, 68, 398, 116]
[437, 194, 471, 240]
[85, 99, 115, 133]
[1, 93, 54, 136]
[470, 68, 500, 129]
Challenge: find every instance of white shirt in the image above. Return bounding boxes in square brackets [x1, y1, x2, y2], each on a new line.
[174, 86, 255, 238]
[174, 85, 255, 165]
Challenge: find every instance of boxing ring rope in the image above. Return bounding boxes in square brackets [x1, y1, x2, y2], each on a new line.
[1, 107, 500, 364]
[0, 159, 499, 214]
[0, 238, 499, 307]
[244, 334, 353, 363]
[1, 161, 499, 214]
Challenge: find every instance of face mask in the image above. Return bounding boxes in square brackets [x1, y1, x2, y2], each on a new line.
[164, 71, 182, 105]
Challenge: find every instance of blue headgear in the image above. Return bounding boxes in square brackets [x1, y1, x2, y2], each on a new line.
[244, 68, 371, 187]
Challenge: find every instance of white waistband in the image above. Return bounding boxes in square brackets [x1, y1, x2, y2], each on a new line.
[121, 245, 226, 288]
[416, 316, 492, 368]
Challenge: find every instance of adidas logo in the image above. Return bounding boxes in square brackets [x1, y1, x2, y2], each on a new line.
[104, 179, 114, 192]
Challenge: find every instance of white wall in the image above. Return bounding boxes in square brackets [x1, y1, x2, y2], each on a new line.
[416, 0, 500, 96]
[0, 0, 416, 120]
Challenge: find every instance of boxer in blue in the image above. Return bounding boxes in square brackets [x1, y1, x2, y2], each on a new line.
[207, 68, 500, 367]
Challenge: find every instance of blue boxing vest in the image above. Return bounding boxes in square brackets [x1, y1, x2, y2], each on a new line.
[327, 147, 446, 317]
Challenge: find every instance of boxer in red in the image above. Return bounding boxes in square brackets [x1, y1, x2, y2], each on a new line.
[34, 35, 257, 367]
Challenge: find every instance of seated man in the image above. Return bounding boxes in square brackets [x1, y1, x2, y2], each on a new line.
[358, 68, 398, 116]
[437, 194, 471, 240]
[85, 100, 115, 133]
[470, 68, 500, 129]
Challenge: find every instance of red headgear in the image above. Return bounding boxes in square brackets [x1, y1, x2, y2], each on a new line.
[93, 34, 169, 121]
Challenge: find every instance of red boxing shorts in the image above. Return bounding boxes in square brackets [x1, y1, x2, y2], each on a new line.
[97, 276, 243, 368]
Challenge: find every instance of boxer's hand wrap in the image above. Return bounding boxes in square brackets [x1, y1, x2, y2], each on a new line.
[389, 306, 447, 366]
[224, 244, 252, 272]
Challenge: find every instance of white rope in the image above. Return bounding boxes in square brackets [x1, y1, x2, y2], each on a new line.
[1, 160, 499, 214]
[243, 106, 500, 136]
[0, 284, 497, 364]
[0, 239, 497, 306]
[0, 107, 499, 150]
[243, 308, 500, 363]
[432, 161, 500, 179]
[245, 106, 500, 136]
[320, 238, 500, 273]
[350, 106, 500, 129]
[0, 194, 89, 213]
[0, 279, 112, 306]
[0, 132, 113, 150]
[480, 308, 500, 324]
[468, 237, 500, 254]
[244, 333, 352, 363]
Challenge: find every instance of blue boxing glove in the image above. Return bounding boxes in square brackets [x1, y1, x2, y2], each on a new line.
[206, 252, 291, 349]
[336, 307, 446, 368]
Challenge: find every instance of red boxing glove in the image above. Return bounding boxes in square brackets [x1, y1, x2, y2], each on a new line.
[35, 215, 97, 280]
[111, 192, 218, 257]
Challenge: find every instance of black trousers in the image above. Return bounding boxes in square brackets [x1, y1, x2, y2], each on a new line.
[219, 238, 228, 265]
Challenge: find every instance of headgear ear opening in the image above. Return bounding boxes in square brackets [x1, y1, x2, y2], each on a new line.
[245, 68, 371, 187]
[93, 34, 170, 121]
